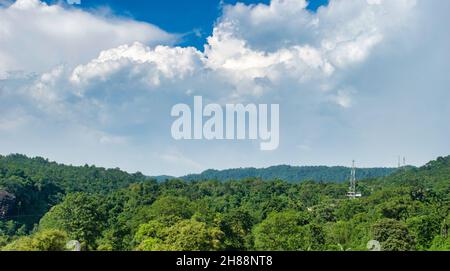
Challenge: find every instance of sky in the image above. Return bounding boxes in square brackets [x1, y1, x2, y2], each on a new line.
[40, 0, 328, 49]
[0, 0, 449, 176]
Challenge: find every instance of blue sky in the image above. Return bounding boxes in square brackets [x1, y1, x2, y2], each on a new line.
[0, 0, 449, 176]
[43, 0, 328, 49]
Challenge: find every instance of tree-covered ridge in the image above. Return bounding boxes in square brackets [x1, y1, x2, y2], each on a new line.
[0, 154, 146, 229]
[0, 154, 147, 193]
[0, 155, 449, 251]
[381, 156, 450, 194]
[183, 165, 398, 183]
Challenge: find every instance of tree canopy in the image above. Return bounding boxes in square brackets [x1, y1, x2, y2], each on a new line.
[0, 154, 449, 251]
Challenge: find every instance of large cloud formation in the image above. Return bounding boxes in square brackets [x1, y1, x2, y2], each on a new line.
[0, 0, 175, 74]
[0, 0, 449, 176]
[68, 0, 417, 99]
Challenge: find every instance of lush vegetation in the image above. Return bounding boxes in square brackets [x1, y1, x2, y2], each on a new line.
[183, 165, 398, 183]
[0, 154, 449, 251]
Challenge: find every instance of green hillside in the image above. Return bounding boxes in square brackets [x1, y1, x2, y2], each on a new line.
[183, 165, 398, 183]
[0, 154, 449, 251]
[0, 154, 146, 227]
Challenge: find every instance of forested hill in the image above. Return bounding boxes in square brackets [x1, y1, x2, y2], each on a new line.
[0, 154, 449, 251]
[0, 154, 146, 227]
[0, 154, 147, 193]
[183, 165, 398, 183]
[379, 155, 450, 193]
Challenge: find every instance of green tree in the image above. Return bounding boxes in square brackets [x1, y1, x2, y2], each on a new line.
[335, 200, 366, 221]
[219, 209, 254, 250]
[305, 223, 326, 250]
[39, 193, 106, 249]
[2, 230, 67, 251]
[372, 219, 415, 251]
[429, 235, 450, 251]
[406, 215, 441, 250]
[31, 230, 68, 251]
[136, 219, 224, 251]
[1, 236, 35, 251]
[253, 211, 310, 251]
[164, 219, 223, 251]
[134, 220, 165, 246]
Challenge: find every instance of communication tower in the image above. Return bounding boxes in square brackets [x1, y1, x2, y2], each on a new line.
[347, 160, 362, 199]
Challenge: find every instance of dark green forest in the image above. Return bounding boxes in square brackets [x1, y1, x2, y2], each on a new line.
[0, 154, 449, 251]
[182, 165, 397, 183]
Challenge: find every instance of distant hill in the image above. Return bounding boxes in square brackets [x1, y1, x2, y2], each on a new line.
[380, 155, 450, 193]
[0, 154, 147, 194]
[150, 175, 176, 182]
[182, 165, 399, 183]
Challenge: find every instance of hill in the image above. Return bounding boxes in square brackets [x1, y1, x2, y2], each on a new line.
[0, 154, 147, 193]
[183, 165, 398, 183]
[0, 154, 146, 227]
[1, 154, 449, 252]
[378, 155, 450, 194]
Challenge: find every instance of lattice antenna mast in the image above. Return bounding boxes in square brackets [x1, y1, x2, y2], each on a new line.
[347, 160, 361, 199]
[350, 160, 356, 196]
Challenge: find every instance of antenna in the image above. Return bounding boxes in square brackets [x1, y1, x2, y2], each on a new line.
[347, 160, 362, 199]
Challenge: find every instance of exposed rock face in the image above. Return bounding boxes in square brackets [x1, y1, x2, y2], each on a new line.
[0, 190, 16, 219]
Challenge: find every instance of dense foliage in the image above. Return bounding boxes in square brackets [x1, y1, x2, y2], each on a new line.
[183, 165, 398, 183]
[0, 154, 449, 251]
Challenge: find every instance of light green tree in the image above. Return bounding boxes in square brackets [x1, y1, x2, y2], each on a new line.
[253, 211, 311, 251]
[372, 219, 415, 251]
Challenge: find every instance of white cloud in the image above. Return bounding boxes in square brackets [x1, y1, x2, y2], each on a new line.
[203, 0, 416, 85]
[0, 0, 175, 74]
[70, 42, 203, 88]
[64, 0, 417, 101]
[329, 88, 355, 108]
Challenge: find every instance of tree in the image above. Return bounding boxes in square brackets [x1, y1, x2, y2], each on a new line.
[335, 200, 366, 221]
[429, 235, 450, 251]
[377, 196, 418, 221]
[2, 230, 67, 251]
[30, 230, 68, 251]
[39, 193, 106, 249]
[136, 219, 224, 251]
[148, 196, 193, 221]
[305, 223, 326, 250]
[430, 215, 450, 251]
[1, 236, 35, 251]
[253, 211, 310, 251]
[134, 220, 165, 246]
[219, 209, 254, 250]
[407, 215, 441, 250]
[372, 219, 415, 251]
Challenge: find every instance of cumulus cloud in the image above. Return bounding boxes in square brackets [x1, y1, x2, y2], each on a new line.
[70, 43, 203, 88]
[64, 0, 417, 101]
[0, 0, 175, 74]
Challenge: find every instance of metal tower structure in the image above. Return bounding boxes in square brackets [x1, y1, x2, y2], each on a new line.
[398, 156, 407, 169]
[347, 160, 362, 199]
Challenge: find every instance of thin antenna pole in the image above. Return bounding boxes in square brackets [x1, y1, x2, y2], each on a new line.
[347, 160, 360, 199]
